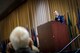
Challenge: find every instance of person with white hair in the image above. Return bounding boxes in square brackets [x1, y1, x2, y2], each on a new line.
[9, 26, 39, 53]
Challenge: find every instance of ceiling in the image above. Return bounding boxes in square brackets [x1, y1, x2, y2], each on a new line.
[0, 0, 27, 20]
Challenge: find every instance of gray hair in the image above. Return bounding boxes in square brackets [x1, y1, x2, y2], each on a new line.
[10, 26, 30, 50]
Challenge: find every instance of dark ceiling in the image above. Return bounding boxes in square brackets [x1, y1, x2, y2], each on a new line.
[0, 0, 27, 20]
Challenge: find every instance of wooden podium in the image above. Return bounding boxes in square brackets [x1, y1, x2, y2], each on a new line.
[37, 21, 70, 52]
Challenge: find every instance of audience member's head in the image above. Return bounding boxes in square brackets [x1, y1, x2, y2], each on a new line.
[9, 26, 30, 50]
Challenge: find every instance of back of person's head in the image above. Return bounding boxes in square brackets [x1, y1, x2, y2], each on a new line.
[10, 26, 30, 50]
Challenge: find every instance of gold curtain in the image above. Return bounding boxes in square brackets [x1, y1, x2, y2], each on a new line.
[0, 0, 35, 40]
[0, 0, 80, 49]
[48, 0, 80, 49]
